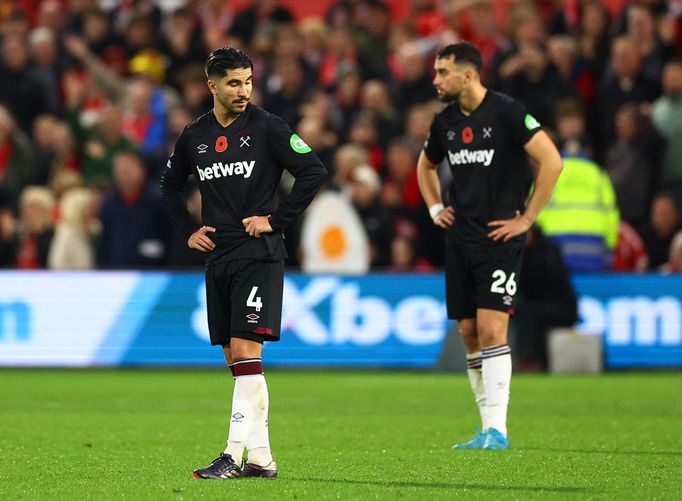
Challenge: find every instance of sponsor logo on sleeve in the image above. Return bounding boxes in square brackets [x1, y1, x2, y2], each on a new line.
[290, 133, 312, 154]
[524, 114, 541, 130]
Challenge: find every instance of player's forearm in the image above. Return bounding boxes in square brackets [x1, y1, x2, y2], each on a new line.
[523, 157, 563, 223]
[270, 163, 327, 230]
[417, 153, 443, 208]
[160, 170, 197, 240]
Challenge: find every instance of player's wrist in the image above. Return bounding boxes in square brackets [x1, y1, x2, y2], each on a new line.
[429, 203, 444, 221]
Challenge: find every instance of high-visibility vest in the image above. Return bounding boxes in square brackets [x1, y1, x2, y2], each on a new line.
[536, 156, 619, 272]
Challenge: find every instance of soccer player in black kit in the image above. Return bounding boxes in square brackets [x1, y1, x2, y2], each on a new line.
[418, 43, 563, 449]
[160, 47, 326, 478]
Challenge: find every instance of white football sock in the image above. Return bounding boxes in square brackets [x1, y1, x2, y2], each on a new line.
[224, 360, 265, 461]
[465, 352, 489, 430]
[481, 345, 512, 436]
[246, 376, 273, 466]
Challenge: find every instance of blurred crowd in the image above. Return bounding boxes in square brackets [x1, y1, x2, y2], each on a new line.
[1, 0, 682, 273]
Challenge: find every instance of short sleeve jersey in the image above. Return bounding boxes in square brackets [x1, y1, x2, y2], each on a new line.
[161, 104, 326, 264]
[423, 90, 541, 248]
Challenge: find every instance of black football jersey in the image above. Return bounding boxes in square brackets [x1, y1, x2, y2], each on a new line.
[423, 90, 541, 248]
[161, 104, 327, 264]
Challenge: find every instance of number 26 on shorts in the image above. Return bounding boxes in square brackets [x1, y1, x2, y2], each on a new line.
[490, 270, 516, 295]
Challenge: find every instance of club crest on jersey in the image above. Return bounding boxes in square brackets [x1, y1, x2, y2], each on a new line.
[197, 143, 208, 154]
[215, 135, 228, 152]
[483, 126, 492, 139]
[462, 127, 474, 144]
[239, 133, 251, 148]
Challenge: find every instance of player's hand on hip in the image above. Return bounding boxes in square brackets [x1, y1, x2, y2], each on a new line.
[188, 226, 216, 252]
[242, 215, 273, 238]
[433, 206, 455, 228]
[487, 211, 532, 242]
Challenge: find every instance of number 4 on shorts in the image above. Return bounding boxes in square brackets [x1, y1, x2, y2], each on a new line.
[247, 286, 263, 311]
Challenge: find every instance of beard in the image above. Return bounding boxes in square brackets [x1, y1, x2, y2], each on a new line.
[438, 90, 459, 103]
[229, 99, 249, 114]
[218, 94, 250, 114]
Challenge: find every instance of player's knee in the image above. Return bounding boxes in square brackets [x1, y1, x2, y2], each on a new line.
[478, 324, 507, 348]
[458, 319, 480, 351]
[458, 319, 476, 338]
[230, 337, 263, 360]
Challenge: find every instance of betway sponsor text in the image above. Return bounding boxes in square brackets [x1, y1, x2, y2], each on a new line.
[448, 149, 495, 167]
[196, 161, 255, 181]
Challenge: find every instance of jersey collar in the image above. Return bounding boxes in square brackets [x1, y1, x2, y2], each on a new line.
[211, 104, 250, 130]
[456, 90, 490, 119]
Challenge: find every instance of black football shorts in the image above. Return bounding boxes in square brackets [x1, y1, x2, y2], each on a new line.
[445, 240, 524, 320]
[205, 259, 284, 345]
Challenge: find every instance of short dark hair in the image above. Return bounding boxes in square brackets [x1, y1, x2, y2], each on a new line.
[436, 42, 482, 73]
[205, 47, 253, 79]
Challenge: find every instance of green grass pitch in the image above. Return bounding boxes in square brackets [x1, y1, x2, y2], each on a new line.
[1, 369, 681, 500]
